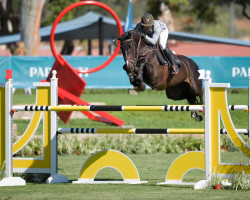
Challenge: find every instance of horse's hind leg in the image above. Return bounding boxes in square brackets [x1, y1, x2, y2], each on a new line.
[191, 110, 203, 122]
[187, 94, 203, 122]
[196, 84, 204, 121]
[188, 76, 204, 121]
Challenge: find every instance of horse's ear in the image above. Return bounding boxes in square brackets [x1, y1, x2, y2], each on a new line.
[113, 35, 121, 40]
[112, 35, 120, 46]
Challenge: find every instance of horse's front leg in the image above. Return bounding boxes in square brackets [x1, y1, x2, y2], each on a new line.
[123, 64, 135, 85]
[134, 61, 146, 92]
[136, 61, 145, 82]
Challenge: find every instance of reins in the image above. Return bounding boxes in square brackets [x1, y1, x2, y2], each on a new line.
[120, 39, 133, 44]
[120, 38, 137, 67]
[120, 31, 159, 70]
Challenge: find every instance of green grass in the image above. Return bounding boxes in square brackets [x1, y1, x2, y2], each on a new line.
[5, 88, 249, 199]
[0, 153, 249, 200]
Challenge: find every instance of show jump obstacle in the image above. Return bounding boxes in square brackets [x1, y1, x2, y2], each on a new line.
[0, 69, 249, 188]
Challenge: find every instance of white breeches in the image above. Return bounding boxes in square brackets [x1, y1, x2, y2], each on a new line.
[159, 29, 168, 49]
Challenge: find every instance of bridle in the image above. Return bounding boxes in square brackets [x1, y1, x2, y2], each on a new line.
[120, 36, 141, 70]
[120, 34, 158, 67]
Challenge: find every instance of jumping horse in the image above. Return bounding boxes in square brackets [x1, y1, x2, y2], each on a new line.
[114, 30, 203, 121]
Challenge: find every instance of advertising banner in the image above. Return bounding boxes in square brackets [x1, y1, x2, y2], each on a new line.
[0, 56, 249, 88]
[193, 57, 249, 88]
[0, 57, 10, 80]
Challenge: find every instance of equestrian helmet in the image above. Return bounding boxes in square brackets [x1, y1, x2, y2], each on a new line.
[141, 13, 154, 27]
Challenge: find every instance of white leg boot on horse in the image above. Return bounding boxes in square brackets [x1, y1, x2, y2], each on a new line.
[163, 47, 181, 75]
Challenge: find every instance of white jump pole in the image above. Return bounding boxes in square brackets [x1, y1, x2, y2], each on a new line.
[46, 70, 68, 184]
[204, 70, 212, 179]
[249, 78, 250, 165]
[5, 75, 12, 179]
[0, 71, 26, 186]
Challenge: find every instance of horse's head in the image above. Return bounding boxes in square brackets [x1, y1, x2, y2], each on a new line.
[113, 30, 141, 73]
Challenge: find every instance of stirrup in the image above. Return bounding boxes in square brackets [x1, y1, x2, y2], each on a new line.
[176, 59, 182, 66]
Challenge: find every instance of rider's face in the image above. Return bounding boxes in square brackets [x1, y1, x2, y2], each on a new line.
[144, 26, 152, 32]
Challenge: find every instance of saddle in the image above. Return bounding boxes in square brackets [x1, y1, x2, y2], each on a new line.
[140, 38, 169, 66]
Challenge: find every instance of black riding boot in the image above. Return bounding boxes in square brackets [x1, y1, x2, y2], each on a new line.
[163, 47, 181, 74]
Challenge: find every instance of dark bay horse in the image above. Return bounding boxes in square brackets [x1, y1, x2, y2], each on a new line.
[114, 30, 203, 121]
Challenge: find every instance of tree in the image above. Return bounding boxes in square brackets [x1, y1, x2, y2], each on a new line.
[0, 0, 21, 54]
[0, 0, 45, 55]
[147, 0, 250, 27]
[0, 0, 19, 35]
[20, 0, 45, 55]
[235, 0, 250, 19]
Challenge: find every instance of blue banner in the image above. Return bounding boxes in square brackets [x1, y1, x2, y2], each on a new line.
[0, 56, 249, 88]
[11, 56, 55, 88]
[193, 57, 249, 88]
[0, 57, 9, 80]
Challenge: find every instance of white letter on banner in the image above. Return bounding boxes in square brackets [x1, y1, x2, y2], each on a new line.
[30, 67, 38, 77]
[38, 67, 44, 77]
[45, 67, 51, 77]
[232, 67, 240, 77]
[240, 67, 247, 77]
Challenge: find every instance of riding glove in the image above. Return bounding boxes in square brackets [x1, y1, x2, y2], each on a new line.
[138, 32, 146, 39]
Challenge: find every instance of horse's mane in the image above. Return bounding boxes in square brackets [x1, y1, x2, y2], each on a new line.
[119, 30, 141, 41]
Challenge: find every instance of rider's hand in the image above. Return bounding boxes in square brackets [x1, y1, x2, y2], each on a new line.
[138, 32, 145, 38]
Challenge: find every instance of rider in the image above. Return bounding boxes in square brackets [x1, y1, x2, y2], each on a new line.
[135, 13, 181, 74]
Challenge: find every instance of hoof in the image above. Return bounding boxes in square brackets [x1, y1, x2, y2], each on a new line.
[133, 84, 146, 92]
[133, 82, 146, 92]
[191, 112, 197, 119]
[133, 86, 140, 92]
[139, 82, 146, 91]
[191, 112, 203, 122]
[195, 115, 203, 122]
